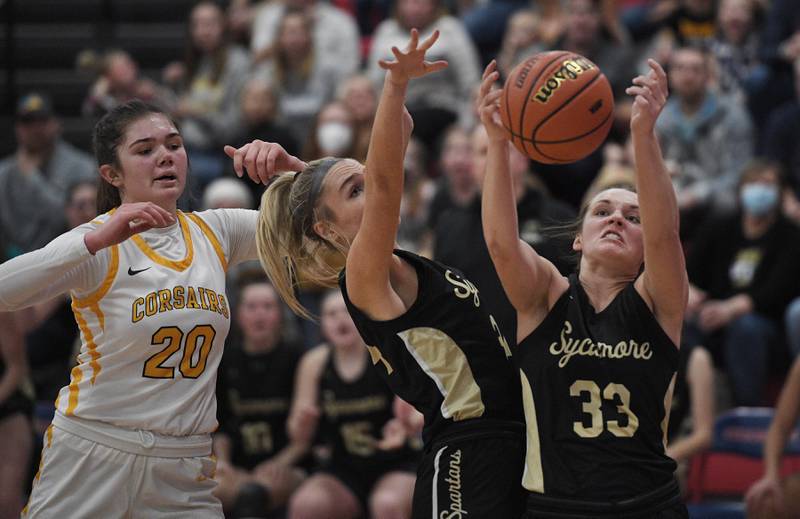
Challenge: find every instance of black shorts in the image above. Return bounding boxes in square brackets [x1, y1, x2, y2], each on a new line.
[0, 390, 33, 422]
[412, 429, 526, 519]
[318, 455, 419, 509]
[524, 480, 688, 519]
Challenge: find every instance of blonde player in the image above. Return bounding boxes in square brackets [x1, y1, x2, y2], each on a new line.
[0, 100, 304, 518]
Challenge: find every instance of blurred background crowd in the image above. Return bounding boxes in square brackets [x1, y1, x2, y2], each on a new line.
[1, 0, 800, 517]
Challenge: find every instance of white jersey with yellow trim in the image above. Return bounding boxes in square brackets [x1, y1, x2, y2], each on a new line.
[0, 208, 258, 436]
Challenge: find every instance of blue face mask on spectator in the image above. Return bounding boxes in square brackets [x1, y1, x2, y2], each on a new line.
[740, 183, 778, 216]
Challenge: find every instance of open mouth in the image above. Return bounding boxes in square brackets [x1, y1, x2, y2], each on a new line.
[601, 230, 623, 242]
[154, 173, 177, 183]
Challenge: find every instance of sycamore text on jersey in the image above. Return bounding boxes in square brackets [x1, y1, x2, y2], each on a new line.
[549, 320, 653, 368]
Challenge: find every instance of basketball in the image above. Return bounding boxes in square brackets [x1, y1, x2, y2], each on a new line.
[500, 50, 614, 164]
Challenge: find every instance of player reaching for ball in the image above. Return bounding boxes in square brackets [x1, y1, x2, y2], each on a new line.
[479, 58, 689, 519]
[254, 30, 527, 518]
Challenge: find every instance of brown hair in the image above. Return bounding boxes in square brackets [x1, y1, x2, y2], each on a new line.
[256, 158, 349, 319]
[91, 100, 178, 213]
[273, 8, 314, 85]
[736, 158, 784, 193]
[185, 1, 230, 86]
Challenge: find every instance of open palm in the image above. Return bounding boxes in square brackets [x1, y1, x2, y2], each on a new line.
[379, 28, 448, 84]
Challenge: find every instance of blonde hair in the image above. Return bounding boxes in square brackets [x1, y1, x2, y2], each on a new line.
[256, 159, 348, 320]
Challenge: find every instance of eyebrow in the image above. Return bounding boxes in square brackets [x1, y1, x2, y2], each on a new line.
[595, 199, 639, 210]
[128, 132, 181, 148]
[338, 173, 358, 193]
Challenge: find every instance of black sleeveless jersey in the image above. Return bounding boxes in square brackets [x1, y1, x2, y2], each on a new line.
[516, 274, 679, 501]
[339, 249, 523, 446]
[216, 341, 301, 470]
[668, 345, 692, 441]
[318, 346, 419, 467]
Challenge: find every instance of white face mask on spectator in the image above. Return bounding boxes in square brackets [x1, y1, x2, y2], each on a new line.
[317, 122, 353, 155]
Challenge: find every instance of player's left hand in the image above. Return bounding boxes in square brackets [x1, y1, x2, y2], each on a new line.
[379, 28, 448, 85]
[626, 59, 668, 134]
[224, 140, 307, 185]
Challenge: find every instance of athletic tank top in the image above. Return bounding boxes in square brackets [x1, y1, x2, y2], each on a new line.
[340, 249, 523, 446]
[318, 346, 418, 467]
[55, 211, 231, 435]
[516, 274, 678, 501]
[217, 341, 301, 469]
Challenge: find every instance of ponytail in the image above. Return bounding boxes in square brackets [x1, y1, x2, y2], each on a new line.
[256, 163, 347, 320]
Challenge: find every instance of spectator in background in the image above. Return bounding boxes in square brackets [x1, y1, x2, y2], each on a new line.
[256, 8, 340, 145]
[426, 125, 477, 235]
[336, 74, 378, 164]
[657, 46, 754, 233]
[751, 0, 800, 136]
[496, 8, 544, 79]
[745, 355, 800, 519]
[685, 160, 800, 407]
[0, 92, 95, 258]
[0, 312, 33, 519]
[302, 101, 362, 163]
[764, 59, 800, 201]
[628, 0, 717, 46]
[368, 0, 481, 151]
[434, 124, 575, 343]
[229, 77, 299, 204]
[286, 290, 419, 519]
[251, 0, 360, 83]
[709, 0, 766, 102]
[80, 49, 175, 120]
[203, 177, 254, 210]
[397, 137, 435, 253]
[215, 276, 305, 518]
[164, 1, 250, 193]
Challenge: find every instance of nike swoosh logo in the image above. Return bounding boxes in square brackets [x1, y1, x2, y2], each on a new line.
[128, 266, 152, 276]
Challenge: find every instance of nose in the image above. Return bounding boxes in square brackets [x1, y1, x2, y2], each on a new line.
[157, 144, 175, 166]
[607, 210, 624, 226]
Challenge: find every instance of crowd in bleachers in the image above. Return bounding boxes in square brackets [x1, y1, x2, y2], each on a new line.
[1, 0, 800, 517]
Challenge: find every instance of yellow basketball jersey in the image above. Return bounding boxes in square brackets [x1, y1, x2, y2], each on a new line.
[55, 210, 239, 435]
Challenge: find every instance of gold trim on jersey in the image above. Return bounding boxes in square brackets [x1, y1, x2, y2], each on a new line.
[396, 327, 485, 421]
[65, 362, 85, 416]
[72, 244, 120, 314]
[520, 371, 545, 493]
[72, 305, 102, 385]
[130, 211, 194, 271]
[662, 373, 677, 447]
[186, 212, 228, 272]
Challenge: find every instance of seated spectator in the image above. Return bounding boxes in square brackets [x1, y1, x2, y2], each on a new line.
[684, 160, 800, 406]
[214, 276, 306, 518]
[657, 45, 754, 234]
[251, 0, 360, 84]
[368, 0, 481, 151]
[0, 311, 33, 519]
[709, 0, 766, 102]
[667, 344, 715, 490]
[763, 59, 800, 200]
[302, 101, 361, 163]
[745, 355, 800, 518]
[80, 49, 175, 120]
[434, 125, 575, 343]
[397, 137, 436, 253]
[428, 125, 478, 230]
[628, 0, 717, 46]
[336, 74, 378, 164]
[287, 290, 419, 519]
[163, 1, 250, 193]
[496, 8, 545, 80]
[0, 92, 95, 258]
[203, 177, 254, 210]
[255, 8, 340, 145]
[229, 77, 299, 204]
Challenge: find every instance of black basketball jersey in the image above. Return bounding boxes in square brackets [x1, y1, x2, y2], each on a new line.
[216, 341, 301, 470]
[339, 249, 523, 446]
[516, 274, 678, 502]
[318, 346, 419, 467]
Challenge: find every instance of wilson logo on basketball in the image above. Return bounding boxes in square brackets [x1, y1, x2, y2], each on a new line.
[533, 58, 595, 104]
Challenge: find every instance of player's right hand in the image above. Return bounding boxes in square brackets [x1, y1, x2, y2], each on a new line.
[84, 202, 175, 254]
[224, 140, 307, 185]
[478, 60, 507, 143]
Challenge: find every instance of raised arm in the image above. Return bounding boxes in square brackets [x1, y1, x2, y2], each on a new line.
[346, 30, 447, 311]
[478, 61, 564, 324]
[286, 346, 326, 450]
[628, 60, 688, 337]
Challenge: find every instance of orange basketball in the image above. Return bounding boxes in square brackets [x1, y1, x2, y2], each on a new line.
[500, 50, 614, 164]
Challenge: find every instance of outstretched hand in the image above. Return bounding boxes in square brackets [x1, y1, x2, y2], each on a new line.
[626, 59, 669, 134]
[379, 28, 448, 85]
[478, 60, 508, 142]
[224, 140, 307, 185]
[84, 202, 175, 254]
